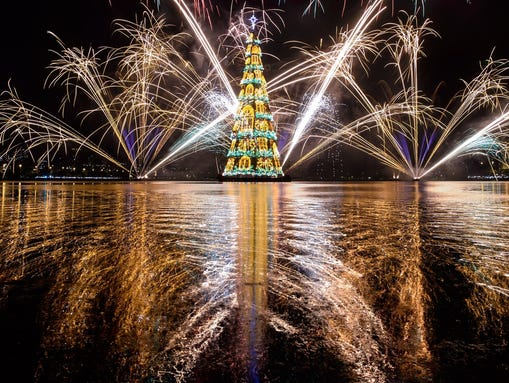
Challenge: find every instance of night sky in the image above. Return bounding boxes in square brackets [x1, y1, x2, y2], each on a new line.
[0, 0, 507, 177]
[0, 1, 506, 106]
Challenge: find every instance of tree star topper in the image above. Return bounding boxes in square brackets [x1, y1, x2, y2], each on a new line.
[249, 14, 257, 30]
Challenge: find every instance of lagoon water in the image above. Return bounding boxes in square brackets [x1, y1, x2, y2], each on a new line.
[0, 181, 508, 382]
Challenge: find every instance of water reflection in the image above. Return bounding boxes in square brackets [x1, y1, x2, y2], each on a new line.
[0, 181, 508, 382]
[418, 182, 509, 382]
[333, 183, 431, 380]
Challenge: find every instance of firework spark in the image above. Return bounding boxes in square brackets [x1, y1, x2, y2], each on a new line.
[282, 0, 385, 166]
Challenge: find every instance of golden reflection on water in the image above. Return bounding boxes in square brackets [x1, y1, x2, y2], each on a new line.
[0, 181, 508, 382]
[422, 182, 509, 337]
[231, 183, 271, 381]
[337, 183, 431, 380]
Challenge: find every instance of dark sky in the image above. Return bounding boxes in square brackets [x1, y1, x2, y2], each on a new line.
[0, 0, 506, 109]
[0, 0, 137, 111]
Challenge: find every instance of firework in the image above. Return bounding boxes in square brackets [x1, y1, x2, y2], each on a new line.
[282, 0, 385, 166]
[285, 12, 509, 180]
[1, 10, 230, 178]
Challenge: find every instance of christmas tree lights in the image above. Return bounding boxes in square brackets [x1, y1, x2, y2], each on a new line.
[222, 25, 285, 180]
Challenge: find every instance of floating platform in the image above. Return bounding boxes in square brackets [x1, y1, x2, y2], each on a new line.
[218, 174, 291, 183]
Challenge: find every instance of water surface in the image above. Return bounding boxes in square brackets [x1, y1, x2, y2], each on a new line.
[0, 181, 508, 382]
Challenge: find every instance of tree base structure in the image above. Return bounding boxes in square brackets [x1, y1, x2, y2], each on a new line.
[218, 174, 291, 183]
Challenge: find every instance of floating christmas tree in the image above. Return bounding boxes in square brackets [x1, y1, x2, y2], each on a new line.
[222, 16, 285, 180]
